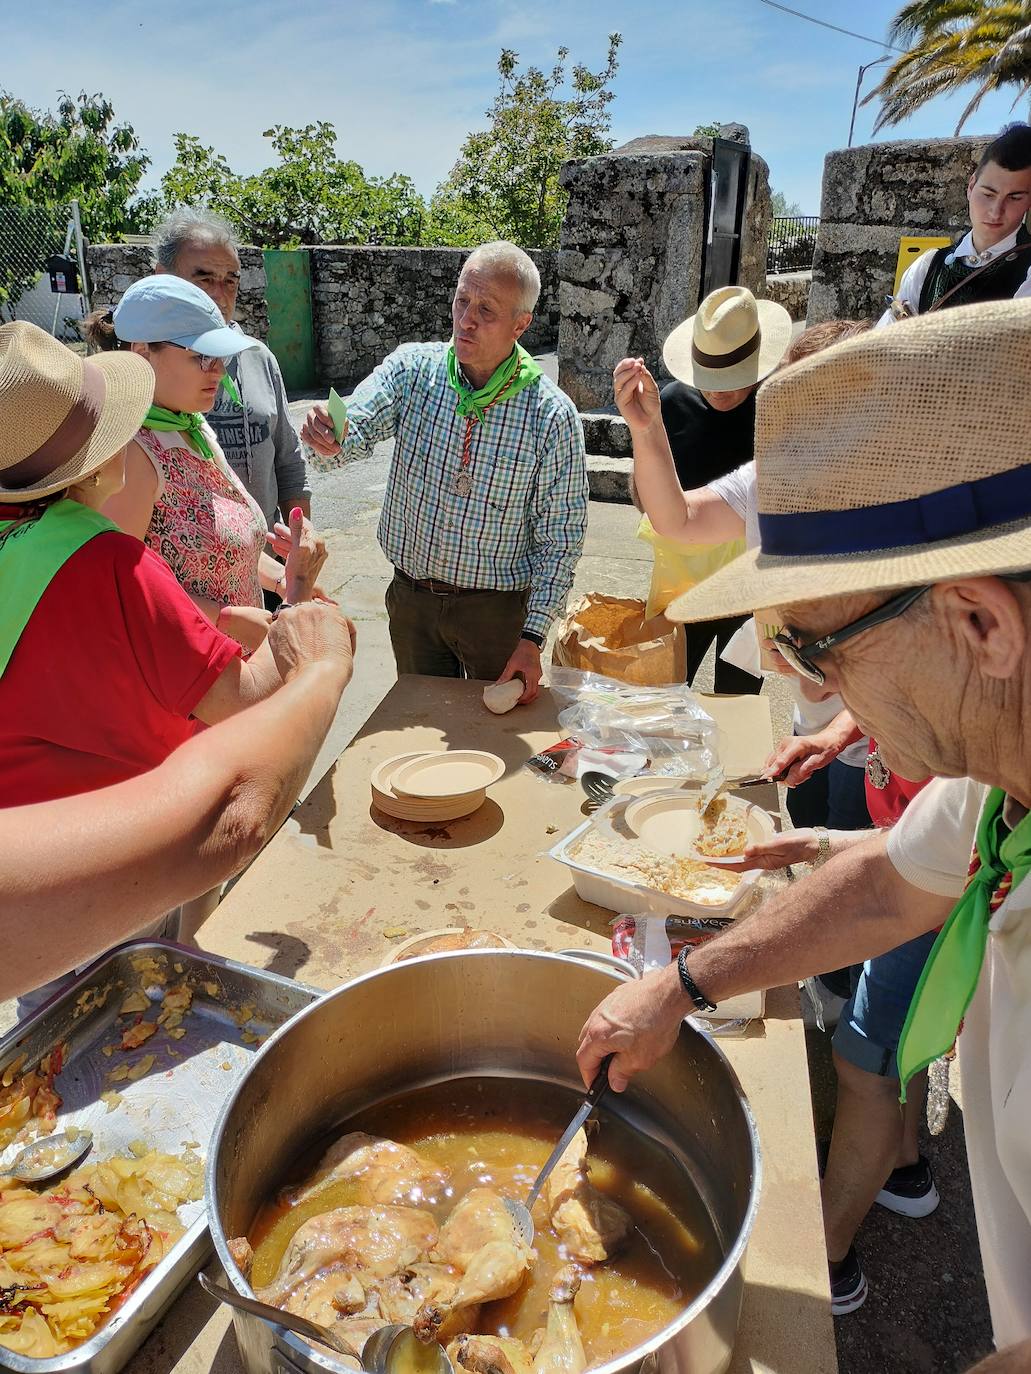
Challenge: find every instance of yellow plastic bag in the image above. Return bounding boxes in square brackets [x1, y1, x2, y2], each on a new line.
[637, 516, 746, 618]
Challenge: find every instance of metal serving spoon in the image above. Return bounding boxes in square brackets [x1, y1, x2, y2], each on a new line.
[199, 1275, 454, 1374]
[9, 1130, 93, 1183]
[503, 1055, 612, 1246]
[580, 771, 615, 812]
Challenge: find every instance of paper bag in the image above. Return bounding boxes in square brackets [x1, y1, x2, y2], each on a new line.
[551, 593, 686, 685]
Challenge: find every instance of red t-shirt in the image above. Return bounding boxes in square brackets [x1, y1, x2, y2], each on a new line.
[0, 526, 241, 804]
[865, 739, 930, 827]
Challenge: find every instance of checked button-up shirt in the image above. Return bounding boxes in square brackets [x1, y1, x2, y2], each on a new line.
[311, 342, 588, 639]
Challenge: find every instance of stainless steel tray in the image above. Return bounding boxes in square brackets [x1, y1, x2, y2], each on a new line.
[0, 940, 319, 1374]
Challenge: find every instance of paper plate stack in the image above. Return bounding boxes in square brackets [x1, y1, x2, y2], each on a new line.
[370, 749, 506, 821]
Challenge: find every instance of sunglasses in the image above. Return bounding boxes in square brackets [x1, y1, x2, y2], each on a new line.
[165, 342, 223, 373]
[769, 585, 931, 685]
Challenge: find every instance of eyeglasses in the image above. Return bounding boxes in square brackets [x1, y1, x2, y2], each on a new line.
[769, 585, 931, 686]
[165, 342, 223, 373]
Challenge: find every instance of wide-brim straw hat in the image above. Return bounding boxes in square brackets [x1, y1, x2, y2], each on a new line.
[667, 298, 1031, 624]
[0, 321, 155, 502]
[663, 286, 793, 391]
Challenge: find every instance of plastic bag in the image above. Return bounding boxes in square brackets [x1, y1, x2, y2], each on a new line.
[549, 669, 720, 749]
[524, 737, 648, 785]
[610, 913, 762, 1035]
[637, 514, 746, 618]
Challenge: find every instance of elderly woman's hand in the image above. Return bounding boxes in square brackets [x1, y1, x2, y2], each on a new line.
[268, 510, 328, 602]
[613, 357, 662, 433]
[301, 402, 344, 457]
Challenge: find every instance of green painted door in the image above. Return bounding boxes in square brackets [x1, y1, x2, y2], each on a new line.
[263, 249, 315, 391]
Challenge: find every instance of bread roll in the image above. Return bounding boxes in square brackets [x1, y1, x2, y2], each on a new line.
[483, 679, 523, 714]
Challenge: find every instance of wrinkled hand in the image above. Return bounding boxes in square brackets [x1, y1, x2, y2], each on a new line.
[268, 600, 357, 686]
[217, 604, 274, 652]
[764, 733, 841, 788]
[577, 966, 687, 1092]
[270, 508, 328, 603]
[496, 638, 541, 704]
[300, 402, 345, 458]
[716, 828, 820, 872]
[613, 357, 661, 433]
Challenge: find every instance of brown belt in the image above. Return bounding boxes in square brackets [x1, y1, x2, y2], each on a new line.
[394, 567, 484, 597]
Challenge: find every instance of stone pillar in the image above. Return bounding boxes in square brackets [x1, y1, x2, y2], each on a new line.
[808, 135, 988, 324]
[557, 136, 771, 412]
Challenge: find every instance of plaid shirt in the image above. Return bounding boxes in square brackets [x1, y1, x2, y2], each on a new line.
[311, 343, 588, 638]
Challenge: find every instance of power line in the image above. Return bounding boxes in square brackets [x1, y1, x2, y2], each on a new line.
[757, 0, 905, 54]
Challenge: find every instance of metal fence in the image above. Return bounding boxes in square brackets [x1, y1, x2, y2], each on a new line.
[766, 215, 819, 274]
[0, 202, 89, 339]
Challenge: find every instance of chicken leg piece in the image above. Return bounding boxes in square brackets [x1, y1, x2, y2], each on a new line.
[414, 1189, 534, 1341]
[544, 1128, 631, 1264]
[532, 1266, 586, 1374]
[282, 1132, 449, 1208]
[450, 1333, 535, 1374]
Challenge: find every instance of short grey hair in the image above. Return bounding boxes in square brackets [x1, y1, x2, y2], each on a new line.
[152, 207, 240, 272]
[463, 241, 540, 315]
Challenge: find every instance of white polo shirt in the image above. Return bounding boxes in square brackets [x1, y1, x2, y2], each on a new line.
[877, 226, 1031, 327]
[888, 775, 1031, 1347]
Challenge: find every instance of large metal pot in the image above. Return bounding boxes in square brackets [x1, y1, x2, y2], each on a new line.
[207, 950, 761, 1374]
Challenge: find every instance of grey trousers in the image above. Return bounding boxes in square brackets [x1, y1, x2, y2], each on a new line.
[385, 573, 529, 681]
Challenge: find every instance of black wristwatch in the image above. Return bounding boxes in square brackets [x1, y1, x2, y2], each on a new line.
[677, 947, 717, 1012]
[520, 630, 545, 649]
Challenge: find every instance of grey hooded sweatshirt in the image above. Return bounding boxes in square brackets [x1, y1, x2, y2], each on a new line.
[207, 327, 311, 527]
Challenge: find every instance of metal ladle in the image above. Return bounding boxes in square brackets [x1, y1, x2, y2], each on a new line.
[502, 1055, 612, 1246]
[9, 1130, 93, 1184]
[199, 1275, 454, 1374]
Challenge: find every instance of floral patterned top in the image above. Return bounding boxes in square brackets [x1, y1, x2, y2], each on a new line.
[134, 421, 267, 610]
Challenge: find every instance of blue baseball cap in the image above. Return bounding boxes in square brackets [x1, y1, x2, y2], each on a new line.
[112, 274, 258, 358]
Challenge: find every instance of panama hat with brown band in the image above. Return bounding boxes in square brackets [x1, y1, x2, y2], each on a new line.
[0, 321, 155, 502]
[662, 286, 793, 391]
[666, 298, 1031, 625]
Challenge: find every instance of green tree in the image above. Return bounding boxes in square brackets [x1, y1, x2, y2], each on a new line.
[0, 90, 158, 239]
[866, 1, 1031, 132]
[427, 35, 622, 249]
[692, 121, 723, 136]
[161, 123, 425, 248]
[0, 90, 157, 314]
[771, 190, 803, 216]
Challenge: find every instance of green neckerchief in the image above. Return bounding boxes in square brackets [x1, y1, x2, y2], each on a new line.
[896, 787, 1031, 1097]
[0, 499, 118, 677]
[142, 405, 214, 460]
[445, 343, 542, 423]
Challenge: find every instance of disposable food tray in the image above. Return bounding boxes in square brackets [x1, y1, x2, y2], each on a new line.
[0, 940, 318, 1374]
[548, 817, 761, 918]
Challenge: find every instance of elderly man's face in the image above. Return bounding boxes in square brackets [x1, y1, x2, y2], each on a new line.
[168, 241, 242, 323]
[773, 579, 1030, 788]
[452, 265, 532, 386]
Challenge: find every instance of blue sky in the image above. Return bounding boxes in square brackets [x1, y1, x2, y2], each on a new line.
[7, 0, 1028, 214]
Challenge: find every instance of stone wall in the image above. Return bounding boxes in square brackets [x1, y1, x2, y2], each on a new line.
[310, 247, 559, 390]
[808, 136, 988, 324]
[764, 269, 811, 322]
[557, 135, 771, 411]
[87, 243, 270, 339]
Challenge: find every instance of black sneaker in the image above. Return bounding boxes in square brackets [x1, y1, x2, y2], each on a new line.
[875, 1154, 940, 1218]
[829, 1245, 868, 1315]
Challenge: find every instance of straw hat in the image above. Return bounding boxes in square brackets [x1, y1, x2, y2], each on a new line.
[662, 286, 793, 391]
[0, 322, 154, 502]
[667, 299, 1031, 623]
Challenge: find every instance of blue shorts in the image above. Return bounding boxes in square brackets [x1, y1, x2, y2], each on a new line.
[832, 929, 938, 1078]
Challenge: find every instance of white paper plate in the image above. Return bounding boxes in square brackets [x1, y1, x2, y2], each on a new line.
[391, 750, 506, 799]
[624, 791, 775, 863]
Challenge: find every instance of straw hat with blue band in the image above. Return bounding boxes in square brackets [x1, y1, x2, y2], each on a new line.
[666, 299, 1031, 625]
[662, 285, 793, 392]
